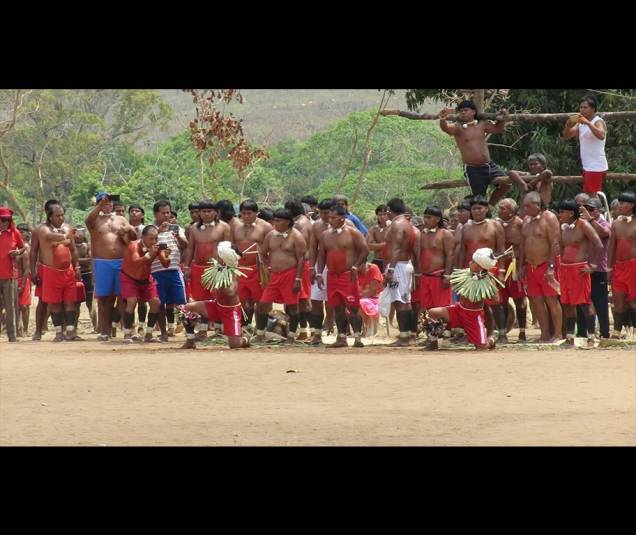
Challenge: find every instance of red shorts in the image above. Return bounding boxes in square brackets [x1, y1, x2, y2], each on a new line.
[75, 281, 86, 303]
[204, 300, 242, 337]
[34, 265, 44, 299]
[18, 278, 31, 306]
[446, 303, 487, 347]
[501, 277, 526, 301]
[526, 261, 559, 298]
[298, 260, 312, 300]
[582, 170, 606, 194]
[420, 271, 452, 309]
[327, 270, 360, 307]
[238, 265, 263, 302]
[484, 267, 504, 306]
[41, 264, 76, 305]
[119, 270, 158, 303]
[559, 262, 591, 305]
[260, 267, 300, 306]
[411, 284, 421, 307]
[190, 263, 213, 301]
[612, 258, 636, 301]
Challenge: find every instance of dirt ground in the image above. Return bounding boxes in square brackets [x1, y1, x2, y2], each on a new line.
[2, 311, 634, 446]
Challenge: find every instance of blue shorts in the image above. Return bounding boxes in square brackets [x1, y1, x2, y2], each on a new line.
[93, 258, 123, 297]
[153, 269, 187, 305]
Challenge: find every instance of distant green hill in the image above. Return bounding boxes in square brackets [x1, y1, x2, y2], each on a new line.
[150, 89, 437, 148]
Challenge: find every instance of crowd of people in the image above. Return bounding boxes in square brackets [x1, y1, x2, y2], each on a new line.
[1, 94, 635, 350]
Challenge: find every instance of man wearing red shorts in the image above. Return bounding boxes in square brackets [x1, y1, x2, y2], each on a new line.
[419, 206, 454, 312]
[120, 225, 170, 343]
[496, 198, 528, 341]
[316, 204, 368, 348]
[37, 203, 83, 342]
[558, 199, 603, 346]
[607, 192, 636, 338]
[285, 199, 313, 340]
[520, 192, 563, 342]
[254, 208, 307, 344]
[15, 223, 32, 337]
[234, 199, 272, 334]
[183, 200, 231, 339]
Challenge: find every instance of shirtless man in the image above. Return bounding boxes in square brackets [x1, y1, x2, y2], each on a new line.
[183, 200, 231, 338]
[285, 199, 313, 341]
[38, 203, 83, 342]
[507, 154, 554, 206]
[15, 224, 31, 337]
[457, 196, 506, 346]
[254, 208, 306, 344]
[496, 198, 528, 341]
[316, 204, 368, 348]
[179, 244, 249, 350]
[233, 199, 273, 333]
[384, 197, 418, 346]
[607, 192, 636, 338]
[216, 200, 242, 239]
[74, 227, 98, 333]
[85, 192, 137, 341]
[29, 199, 60, 340]
[128, 204, 147, 333]
[120, 225, 169, 343]
[519, 191, 563, 342]
[367, 204, 389, 272]
[184, 202, 200, 240]
[418, 207, 454, 349]
[558, 199, 603, 346]
[307, 199, 335, 345]
[113, 201, 126, 218]
[437, 100, 509, 205]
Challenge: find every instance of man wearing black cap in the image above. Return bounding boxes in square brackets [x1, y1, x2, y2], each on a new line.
[579, 197, 611, 338]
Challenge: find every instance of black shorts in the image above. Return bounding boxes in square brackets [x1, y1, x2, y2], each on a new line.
[464, 161, 506, 197]
[372, 258, 385, 273]
[81, 271, 94, 296]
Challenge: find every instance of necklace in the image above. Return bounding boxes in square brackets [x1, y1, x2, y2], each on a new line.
[461, 120, 479, 129]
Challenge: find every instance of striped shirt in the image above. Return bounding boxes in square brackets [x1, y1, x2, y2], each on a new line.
[151, 227, 186, 273]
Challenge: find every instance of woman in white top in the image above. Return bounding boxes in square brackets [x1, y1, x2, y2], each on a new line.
[563, 94, 608, 195]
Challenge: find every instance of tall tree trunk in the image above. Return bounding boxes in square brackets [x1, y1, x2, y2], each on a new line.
[472, 89, 485, 114]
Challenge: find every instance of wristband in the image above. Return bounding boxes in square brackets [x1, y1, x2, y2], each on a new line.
[387, 267, 395, 272]
[295, 277, 302, 281]
[351, 266, 358, 272]
[316, 273, 323, 278]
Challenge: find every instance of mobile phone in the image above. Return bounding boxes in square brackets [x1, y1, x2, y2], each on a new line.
[108, 194, 121, 203]
[158, 243, 168, 250]
[168, 224, 179, 233]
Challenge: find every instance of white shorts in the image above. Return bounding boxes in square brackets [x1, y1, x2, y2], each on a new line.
[385, 260, 413, 304]
[310, 264, 328, 301]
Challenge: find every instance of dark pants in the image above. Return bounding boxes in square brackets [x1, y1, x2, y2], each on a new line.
[576, 271, 610, 338]
[0, 278, 18, 339]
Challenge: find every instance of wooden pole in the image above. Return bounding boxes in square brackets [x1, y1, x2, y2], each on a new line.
[420, 173, 636, 190]
[382, 110, 636, 123]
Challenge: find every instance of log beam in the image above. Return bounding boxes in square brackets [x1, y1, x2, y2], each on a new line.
[382, 110, 636, 123]
[420, 173, 636, 190]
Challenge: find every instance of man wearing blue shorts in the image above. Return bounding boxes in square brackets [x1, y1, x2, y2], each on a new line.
[152, 200, 189, 341]
[85, 193, 138, 341]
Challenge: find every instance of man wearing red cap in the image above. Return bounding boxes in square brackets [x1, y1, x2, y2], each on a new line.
[0, 207, 27, 342]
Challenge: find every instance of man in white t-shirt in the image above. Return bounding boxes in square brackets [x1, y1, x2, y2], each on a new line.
[563, 94, 608, 196]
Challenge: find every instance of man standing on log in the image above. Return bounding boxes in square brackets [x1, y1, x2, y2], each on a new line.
[519, 192, 563, 342]
[495, 198, 528, 341]
[437, 100, 509, 205]
[607, 192, 636, 338]
[457, 196, 506, 346]
[563, 94, 608, 196]
[316, 204, 368, 348]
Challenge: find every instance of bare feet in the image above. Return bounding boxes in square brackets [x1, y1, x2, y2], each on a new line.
[167, 327, 175, 337]
[196, 331, 208, 341]
[309, 335, 323, 346]
[144, 333, 159, 343]
[53, 333, 65, 343]
[517, 330, 526, 342]
[123, 334, 133, 344]
[387, 338, 410, 347]
[32, 332, 42, 341]
[180, 339, 197, 350]
[159, 334, 169, 343]
[253, 334, 266, 343]
[353, 338, 364, 348]
[420, 340, 439, 351]
[497, 334, 510, 345]
[66, 334, 84, 341]
[97, 334, 110, 342]
[111, 327, 117, 338]
[487, 336, 496, 350]
[297, 332, 308, 341]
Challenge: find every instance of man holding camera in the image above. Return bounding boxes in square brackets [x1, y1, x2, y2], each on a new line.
[85, 193, 138, 341]
[152, 200, 188, 341]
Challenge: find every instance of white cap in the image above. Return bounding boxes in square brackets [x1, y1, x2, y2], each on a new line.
[472, 248, 497, 270]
